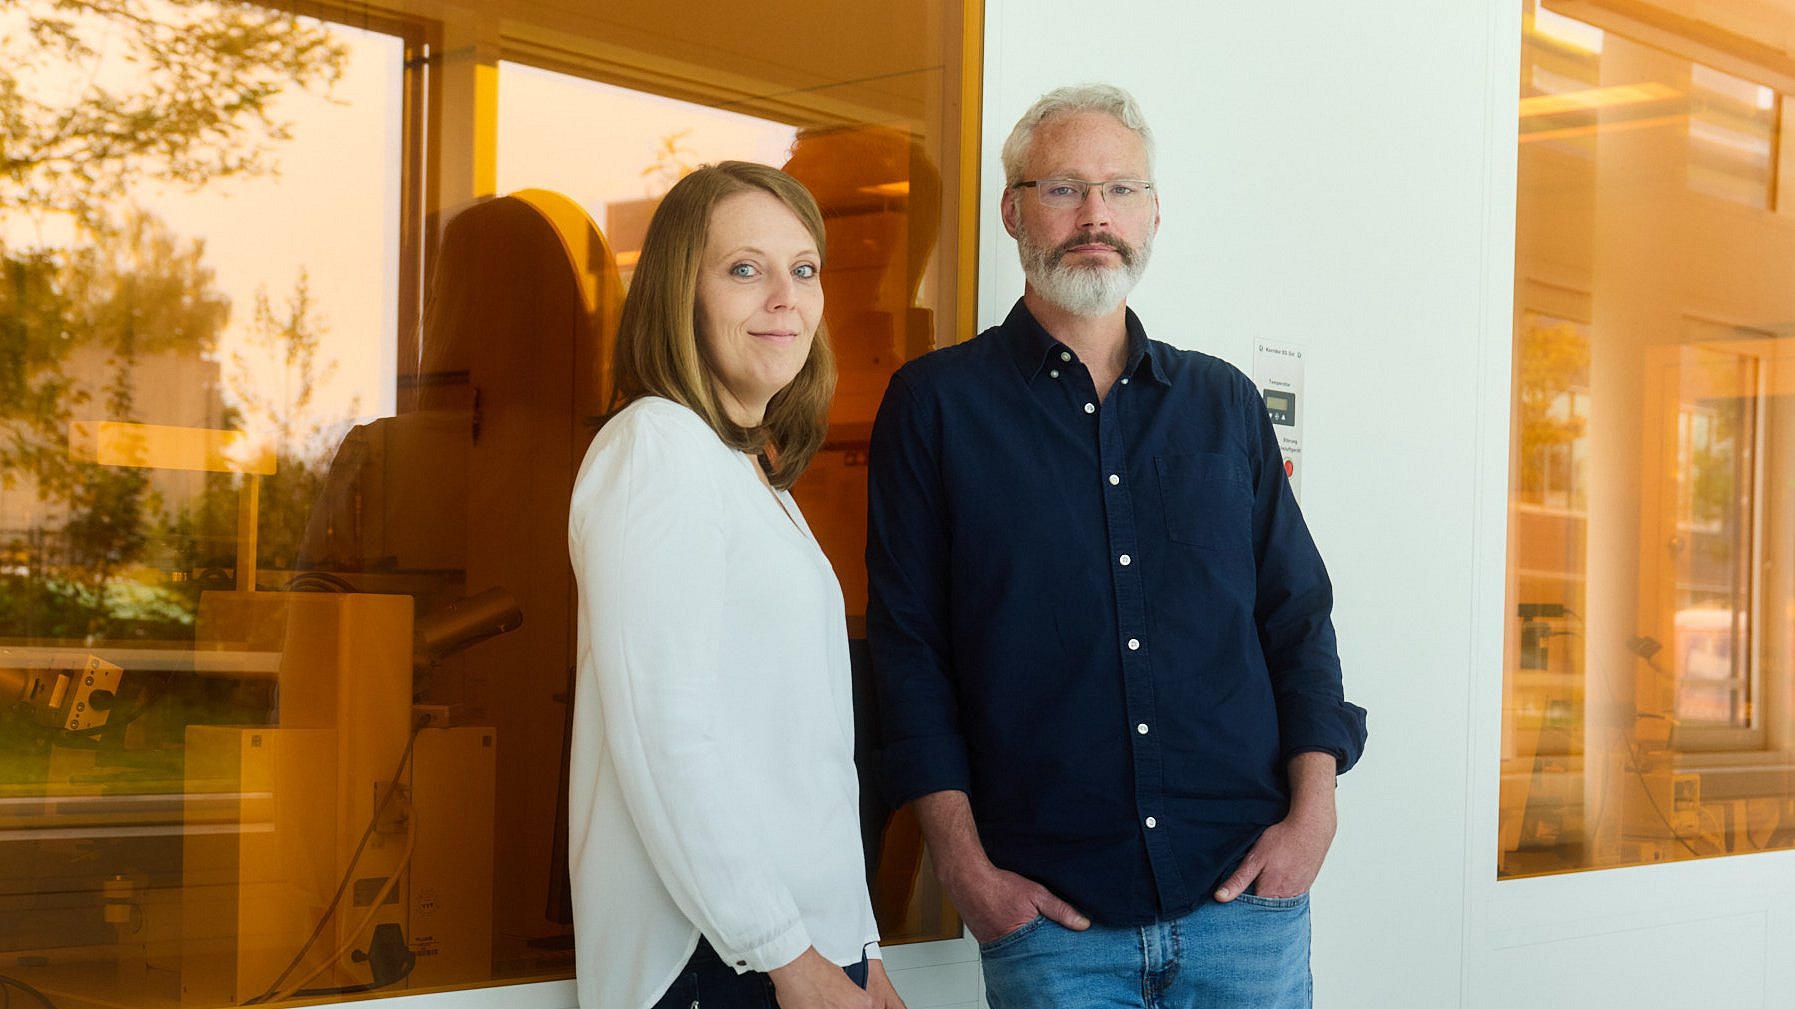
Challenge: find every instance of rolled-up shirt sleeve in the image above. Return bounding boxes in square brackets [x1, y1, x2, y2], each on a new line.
[865, 372, 972, 807]
[1241, 374, 1368, 772]
[569, 410, 810, 973]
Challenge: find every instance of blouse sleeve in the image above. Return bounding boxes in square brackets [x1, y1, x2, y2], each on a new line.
[568, 405, 812, 973]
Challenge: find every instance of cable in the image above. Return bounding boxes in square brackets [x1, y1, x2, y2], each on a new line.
[0, 976, 57, 1009]
[292, 934, 418, 999]
[281, 571, 357, 593]
[243, 725, 420, 1004]
[1507, 611, 1705, 863]
[241, 720, 425, 1005]
[1572, 635, 1703, 860]
[272, 794, 418, 1002]
[291, 981, 378, 998]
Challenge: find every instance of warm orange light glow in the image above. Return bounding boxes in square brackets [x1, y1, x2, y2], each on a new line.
[66, 421, 276, 474]
[858, 180, 911, 197]
[1518, 81, 1680, 118]
[1505, 1, 1795, 883]
[1518, 112, 1688, 144]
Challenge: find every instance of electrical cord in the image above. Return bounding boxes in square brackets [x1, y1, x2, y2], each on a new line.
[272, 794, 418, 1002]
[1513, 609, 1708, 860]
[281, 571, 357, 593]
[291, 927, 419, 999]
[1559, 622, 1705, 859]
[0, 975, 58, 1009]
[241, 719, 425, 1005]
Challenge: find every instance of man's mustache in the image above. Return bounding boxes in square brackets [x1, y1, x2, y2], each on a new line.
[1049, 231, 1133, 266]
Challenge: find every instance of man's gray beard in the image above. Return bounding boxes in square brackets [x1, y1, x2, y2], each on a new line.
[1016, 226, 1153, 318]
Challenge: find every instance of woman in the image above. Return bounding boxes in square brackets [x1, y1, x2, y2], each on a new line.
[567, 162, 905, 1009]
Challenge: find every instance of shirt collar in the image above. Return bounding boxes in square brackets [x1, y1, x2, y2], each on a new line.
[998, 298, 1169, 387]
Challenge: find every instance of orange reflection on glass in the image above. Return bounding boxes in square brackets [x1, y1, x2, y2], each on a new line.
[2, 0, 976, 1003]
[1503, 1, 1795, 879]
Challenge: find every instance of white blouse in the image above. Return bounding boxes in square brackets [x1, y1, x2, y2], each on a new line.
[567, 397, 880, 1009]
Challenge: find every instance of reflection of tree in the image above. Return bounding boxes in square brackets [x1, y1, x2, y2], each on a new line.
[1686, 403, 1741, 572]
[229, 272, 348, 461]
[1, 0, 350, 637]
[220, 271, 347, 573]
[1689, 433, 1735, 528]
[0, 212, 229, 637]
[1, 212, 227, 492]
[1, 234, 345, 634]
[642, 129, 696, 195]
[1, 0, 347, 228]
[1516, 317, 1591, 504]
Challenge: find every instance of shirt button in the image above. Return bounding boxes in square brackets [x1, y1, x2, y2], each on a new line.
[1083, 402, 1095, 414]
[1127, 638, 1140, 650]
[1108, 474, 1120, 485]
[1145, 816, 1158, 829]
[1121, 377, 1130, 385]
[1049, 369, 1060, 379]
[1118, 553, 1132, 566]
[1060, 350, 1072, 362]
[1136, 722, 1149, 735]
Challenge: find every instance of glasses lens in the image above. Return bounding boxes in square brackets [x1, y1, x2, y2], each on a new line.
[1036, 180, 1088, 209]
[1030, 180, 1148, 209]
[1101, 182, 1148, 208]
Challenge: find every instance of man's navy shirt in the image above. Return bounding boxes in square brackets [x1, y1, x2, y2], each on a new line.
[865, 300, 1368, 925]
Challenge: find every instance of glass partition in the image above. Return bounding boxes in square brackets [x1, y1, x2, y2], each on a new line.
[1502, 0, 1795, 878]
[0, 0, 979, 1003]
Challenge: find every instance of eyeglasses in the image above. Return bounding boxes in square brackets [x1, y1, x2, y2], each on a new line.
[1011, 178, 1154, 211]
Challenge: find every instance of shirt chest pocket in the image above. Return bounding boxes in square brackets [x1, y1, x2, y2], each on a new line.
[1154, 453, 1252, 550]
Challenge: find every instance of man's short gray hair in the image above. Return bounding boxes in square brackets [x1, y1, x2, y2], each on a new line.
[1000, 83, 1155, 186]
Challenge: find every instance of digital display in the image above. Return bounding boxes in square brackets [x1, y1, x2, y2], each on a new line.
[1262, 389, 1296, 426]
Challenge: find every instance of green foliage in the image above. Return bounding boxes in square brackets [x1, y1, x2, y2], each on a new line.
[1, 212, 228, 498]
[0, 0, 348, 228]
[1515, 317, 1591, 504]
[1, 213, 230, 636]
[0, 570, 194, 639]
[0, 248, 76, 481]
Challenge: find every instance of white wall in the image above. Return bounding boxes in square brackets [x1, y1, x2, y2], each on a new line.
[975, 2, 1517, 1004]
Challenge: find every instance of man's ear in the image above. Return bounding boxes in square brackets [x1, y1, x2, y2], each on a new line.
[1001, 188, 1022, 238]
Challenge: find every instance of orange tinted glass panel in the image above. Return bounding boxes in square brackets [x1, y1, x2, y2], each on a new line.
[0, 0, 978, 1003]
[1503, 0, 1795, 878]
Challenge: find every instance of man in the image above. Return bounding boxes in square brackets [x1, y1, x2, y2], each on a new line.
[865, 83, 1367, 1009]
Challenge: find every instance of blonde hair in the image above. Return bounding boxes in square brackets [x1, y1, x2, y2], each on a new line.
[610, 161, 835, 490]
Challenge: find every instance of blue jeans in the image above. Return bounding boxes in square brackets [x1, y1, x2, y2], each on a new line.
[979, 894, 1312, 1009]
[649, 938, 870, 1009]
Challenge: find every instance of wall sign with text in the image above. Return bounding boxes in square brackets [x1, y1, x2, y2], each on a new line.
[1252, 340, 1305, 500]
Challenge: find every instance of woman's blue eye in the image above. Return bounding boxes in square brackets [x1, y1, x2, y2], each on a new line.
[793, 264, 818, 279]
[729, 262, 759, 278]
